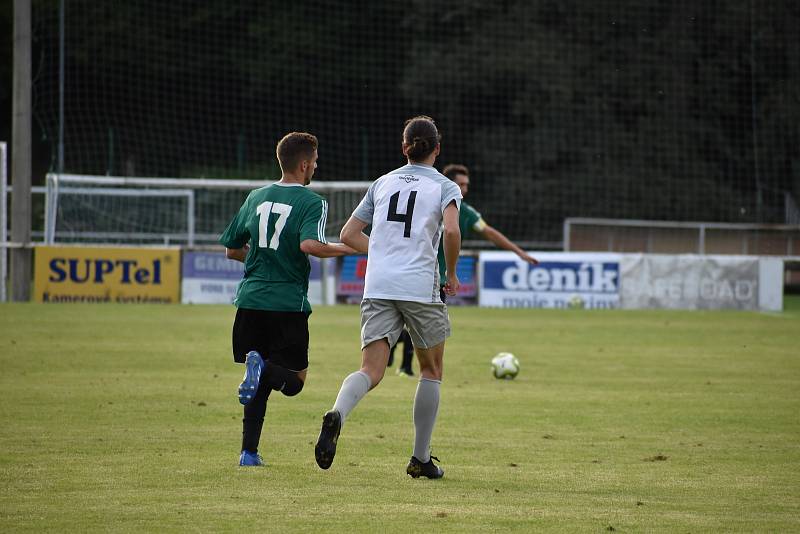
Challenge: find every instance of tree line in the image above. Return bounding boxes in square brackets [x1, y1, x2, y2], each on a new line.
[11, 0, 800, 241]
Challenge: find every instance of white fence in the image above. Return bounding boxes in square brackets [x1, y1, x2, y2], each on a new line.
[564, 217, 800, 256]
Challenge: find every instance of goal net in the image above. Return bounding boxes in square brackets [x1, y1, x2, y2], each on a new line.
[44, 174, 369, 246]
[31, 2, 800, 247]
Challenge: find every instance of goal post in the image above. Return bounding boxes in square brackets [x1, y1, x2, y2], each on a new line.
[47, 186, 195, 245]
[44, 173, 370, 247]
[1, 142, 7, 302]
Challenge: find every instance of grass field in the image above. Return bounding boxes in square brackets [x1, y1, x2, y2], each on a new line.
[1, 300, 799, 532]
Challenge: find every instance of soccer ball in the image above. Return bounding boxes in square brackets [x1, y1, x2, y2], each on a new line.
[568, 294, 585, 309]
[491, 352, 520, 380]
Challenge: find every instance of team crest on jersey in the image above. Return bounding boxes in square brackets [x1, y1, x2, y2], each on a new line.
[399, 175, 419, 183]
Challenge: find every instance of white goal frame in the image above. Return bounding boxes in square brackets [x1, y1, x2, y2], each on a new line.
[44, 173, 370, 246]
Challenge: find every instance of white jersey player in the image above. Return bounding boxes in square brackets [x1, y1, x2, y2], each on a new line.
[315, 116, 461, 479]
[355, 163, 461, 302]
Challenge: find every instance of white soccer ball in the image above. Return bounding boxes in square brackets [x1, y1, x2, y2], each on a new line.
[568, 294, 585, 309]
[491, 352, 520, 380]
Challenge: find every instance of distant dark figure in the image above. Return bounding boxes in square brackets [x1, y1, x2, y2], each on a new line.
[389, 329, 415, 377]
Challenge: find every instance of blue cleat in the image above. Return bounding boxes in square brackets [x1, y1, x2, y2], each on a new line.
[239, 450, 264, 467]
[238, 351, 264, 405]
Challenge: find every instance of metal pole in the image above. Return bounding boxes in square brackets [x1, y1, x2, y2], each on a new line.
[44, 173, 58, 244]
[107, 127, 114, 175]
[749, 0, 762, 223]
[11, 0, 33, 301]
[187, 190, 195, 247]
[320, 257, 329, 305]
[360, 128, 369, 179]
[58, 0, 65, 173]
[698, 225, 706, 255]
[1, 142, 8, 302]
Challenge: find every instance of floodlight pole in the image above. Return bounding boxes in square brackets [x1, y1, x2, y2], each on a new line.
[749, 0, 762, 223]
[58, 0, 65, 174]
[11, 0, 33, 301]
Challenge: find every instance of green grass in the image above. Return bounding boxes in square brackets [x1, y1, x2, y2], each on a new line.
[1, 300, 799, 532]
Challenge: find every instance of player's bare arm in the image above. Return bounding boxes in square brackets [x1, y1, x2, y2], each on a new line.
[300, 239, 358, 258]
[339, 215, 370, 253]
[442, 201, 461, 295]
[225, 244, 249, 263]
[479, 225, 538, 265]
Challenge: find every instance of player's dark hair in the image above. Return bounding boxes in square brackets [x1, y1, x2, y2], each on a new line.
[403, 116, 441, 161]
[276, 132, 318, 172]
[442, 163, 469, 181]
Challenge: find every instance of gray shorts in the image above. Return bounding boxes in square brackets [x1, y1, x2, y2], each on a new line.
[360, 298, 451, 350]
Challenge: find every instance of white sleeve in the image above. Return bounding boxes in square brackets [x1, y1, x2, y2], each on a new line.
[352, 181, 376, 223]
[440, 181, 462, 214]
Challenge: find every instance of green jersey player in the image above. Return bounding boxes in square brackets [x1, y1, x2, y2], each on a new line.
[220, 132, 355, 467]
[437, 163, 538, 292]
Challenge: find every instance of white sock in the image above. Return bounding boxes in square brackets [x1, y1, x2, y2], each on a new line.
[412, 378, 441, 463]
[332, 370, 372, 424]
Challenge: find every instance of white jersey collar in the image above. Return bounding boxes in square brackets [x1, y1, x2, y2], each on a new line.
[406, 163, 435, 169]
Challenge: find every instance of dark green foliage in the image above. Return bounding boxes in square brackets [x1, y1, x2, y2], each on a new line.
[18, 1, 800, 241]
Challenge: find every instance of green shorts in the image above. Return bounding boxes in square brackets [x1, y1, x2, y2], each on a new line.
[360, 298, 451, 350]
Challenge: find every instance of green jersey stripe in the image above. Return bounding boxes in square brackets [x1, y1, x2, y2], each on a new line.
[317, 199, 329, 243]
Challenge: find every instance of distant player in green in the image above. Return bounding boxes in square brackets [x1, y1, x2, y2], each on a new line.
[437, 164, 538, 291]
[219, 132, 356, 467]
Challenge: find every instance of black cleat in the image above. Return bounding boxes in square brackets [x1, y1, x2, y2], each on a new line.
[315, 410, 342, 470]
[406, 455, 444, 479]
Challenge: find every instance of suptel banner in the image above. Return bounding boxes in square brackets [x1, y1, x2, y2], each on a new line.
[619, 254, 782, 311]
[34, 246, 180, 304]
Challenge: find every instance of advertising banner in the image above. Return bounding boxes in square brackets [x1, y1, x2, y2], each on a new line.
[619, 254, 782, 311]
[182, 251, 327, 305]
[479, 251, 621, 309]
[336, 254, 478, 304]
[181, 251, 244, 304]
[307, 256, 326, 305]
[337, 255, 368, 303]
[34, 246, 180, 303]
[443, 255, 478, 305]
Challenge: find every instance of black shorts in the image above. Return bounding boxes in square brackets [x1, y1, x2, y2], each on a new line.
[231, 308, 310, 371]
